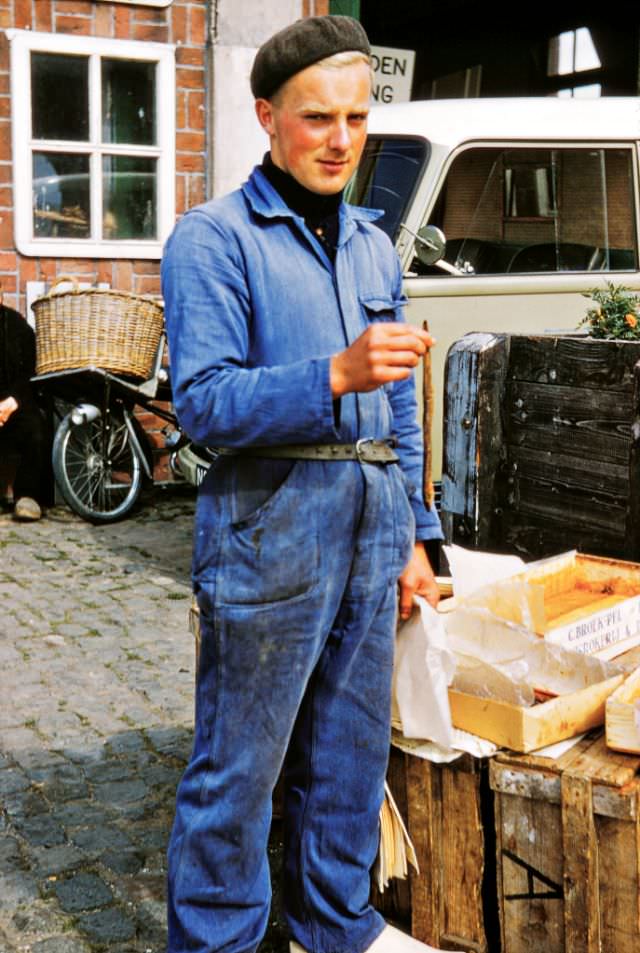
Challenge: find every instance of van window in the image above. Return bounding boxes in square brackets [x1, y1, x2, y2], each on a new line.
[410, 146, 637, 276]
[346, 136, 429, 241]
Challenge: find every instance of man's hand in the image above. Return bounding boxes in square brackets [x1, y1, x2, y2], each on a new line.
[0, 396, 18, 428]
[330, 323, 435, 397]
[398, 542, 439, 619]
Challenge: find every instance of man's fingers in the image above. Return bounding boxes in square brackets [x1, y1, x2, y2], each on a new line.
[331, 323, 436, 397]
[399, 592, 414, 620]
[369, 348, 423, 368]
[380, 322, 431, 338]
[368, 324, 435, 353]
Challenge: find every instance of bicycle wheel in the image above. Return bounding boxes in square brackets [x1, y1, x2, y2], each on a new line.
[52, 407, 143, 523]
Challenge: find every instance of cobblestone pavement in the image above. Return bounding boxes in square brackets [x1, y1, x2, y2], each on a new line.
[0, 486, 288, 953]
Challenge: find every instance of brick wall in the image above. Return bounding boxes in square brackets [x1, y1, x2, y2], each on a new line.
[0, 0, 208, 314]
[0, 0, 208, 486]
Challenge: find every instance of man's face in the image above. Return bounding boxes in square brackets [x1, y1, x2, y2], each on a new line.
[256, 59, 371, 195]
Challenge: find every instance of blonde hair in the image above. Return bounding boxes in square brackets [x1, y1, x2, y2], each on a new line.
[270, 50, 372, 105]
[315, 50, 371, 70]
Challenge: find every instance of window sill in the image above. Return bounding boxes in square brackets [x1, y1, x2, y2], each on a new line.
[16, 237, 164, 260]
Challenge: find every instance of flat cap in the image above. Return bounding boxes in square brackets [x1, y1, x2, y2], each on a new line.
[250, 15, 371, 100]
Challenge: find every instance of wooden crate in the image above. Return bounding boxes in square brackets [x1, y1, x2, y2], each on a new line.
[490, 731, 640, 953]
[441, 333, 640, 561]
[372, 744, 500, 953]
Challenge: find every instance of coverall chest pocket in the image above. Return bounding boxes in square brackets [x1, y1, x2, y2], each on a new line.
[359, 292, 406, 324]
[360, 293, 407, 397]
[218, 461, 320, 606]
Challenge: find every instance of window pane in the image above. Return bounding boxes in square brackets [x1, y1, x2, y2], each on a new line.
[556, 31, 575, 75]
[412, 147, 637, 276]
[346, 137, 429, 241]
[505, 164, 555, 218]
[102, 59, 156, 146]
[572, 84, 602, 99]
[103, 156, 157, 240]
[574, 27, 601, 73]
[32, 152, 90, 238]
[31, 53, 89, 141]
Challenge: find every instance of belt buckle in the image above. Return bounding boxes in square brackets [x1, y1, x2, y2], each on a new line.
[355, 438, 374, 463]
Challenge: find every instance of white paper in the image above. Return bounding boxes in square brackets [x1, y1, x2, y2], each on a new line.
[391, 727, 498, 762]
[443, 543, 525, 598]
[392, 595, 456, 747]
[531, 733, 586, 759]
[445, 605, 620, 706]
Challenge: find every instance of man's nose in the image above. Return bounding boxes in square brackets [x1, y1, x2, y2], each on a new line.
[327, 119, 350, 151]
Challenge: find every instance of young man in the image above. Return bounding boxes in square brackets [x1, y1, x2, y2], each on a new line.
[162, 15, 452, 953]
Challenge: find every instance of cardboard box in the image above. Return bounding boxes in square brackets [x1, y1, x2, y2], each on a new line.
[448, 673, 624, 753]
[605, 664, 640, 753]
[440, 551, 640, 752]
[463, 551, 640, 660]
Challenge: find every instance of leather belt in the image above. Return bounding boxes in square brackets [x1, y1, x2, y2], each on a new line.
[218, 438, 399, 465]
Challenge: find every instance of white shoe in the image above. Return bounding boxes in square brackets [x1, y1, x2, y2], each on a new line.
[290, 924, 461, 952]
[13, 497, 42, 521]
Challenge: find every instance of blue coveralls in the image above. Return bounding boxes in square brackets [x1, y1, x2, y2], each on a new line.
[161, 166, 443, 953]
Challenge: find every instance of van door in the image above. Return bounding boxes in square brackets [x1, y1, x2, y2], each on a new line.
[350, 138, 640, 488]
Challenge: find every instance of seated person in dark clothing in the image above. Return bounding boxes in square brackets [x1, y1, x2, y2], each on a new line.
[0, 302, 50, 521]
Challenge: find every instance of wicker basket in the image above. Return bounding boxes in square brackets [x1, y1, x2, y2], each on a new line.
[32, 277, 164, 379]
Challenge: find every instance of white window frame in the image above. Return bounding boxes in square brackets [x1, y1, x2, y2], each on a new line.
[7, 29, 175, 259]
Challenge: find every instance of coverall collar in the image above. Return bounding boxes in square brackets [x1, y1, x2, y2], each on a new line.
[242, 165, 384, 248]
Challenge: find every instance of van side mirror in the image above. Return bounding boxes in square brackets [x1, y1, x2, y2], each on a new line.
[415, 225, 446, 266]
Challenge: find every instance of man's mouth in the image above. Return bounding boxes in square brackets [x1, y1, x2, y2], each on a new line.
[319, 159, 348, 169]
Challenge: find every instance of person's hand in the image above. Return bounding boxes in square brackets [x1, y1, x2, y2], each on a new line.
[398, 542, 440, 620]
[0, 396, 18, 427]
[330, 323, 435, 397]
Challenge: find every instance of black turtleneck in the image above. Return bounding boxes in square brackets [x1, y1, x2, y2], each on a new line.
[0, 305, 36, 405]
[261, 153, 342, 263]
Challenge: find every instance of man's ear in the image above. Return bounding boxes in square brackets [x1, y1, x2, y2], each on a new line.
[255, 98, 275, 136]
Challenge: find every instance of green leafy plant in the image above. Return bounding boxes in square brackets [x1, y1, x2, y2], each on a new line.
[580, 282, 640, 340]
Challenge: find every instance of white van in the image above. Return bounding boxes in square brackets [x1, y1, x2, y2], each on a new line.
[347, 97, 640, 489]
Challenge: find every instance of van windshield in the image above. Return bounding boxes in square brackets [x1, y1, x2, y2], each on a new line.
[346, 136, 429, 241]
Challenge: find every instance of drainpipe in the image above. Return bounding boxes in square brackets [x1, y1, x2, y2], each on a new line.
[205, 0, 218, 199]
[204, 0, 304, 199]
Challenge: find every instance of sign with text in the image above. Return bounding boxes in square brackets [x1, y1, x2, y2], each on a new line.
[371, 45, 416, 104]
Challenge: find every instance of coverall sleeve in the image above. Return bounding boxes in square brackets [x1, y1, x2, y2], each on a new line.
[161, 209, 341, 448]
[386, 262, 444, 542]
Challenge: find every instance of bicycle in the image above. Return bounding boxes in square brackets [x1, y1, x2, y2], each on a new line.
[31, 334, 213, 524]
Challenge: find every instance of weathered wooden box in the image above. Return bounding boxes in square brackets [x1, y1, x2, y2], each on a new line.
[372, 743, 499, 953]
[490, 732, 640, 953]
[441, 333, 640, 561]
[380, 731, 640, 953]
[606, 665, 640, 753]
